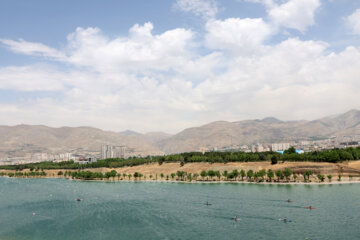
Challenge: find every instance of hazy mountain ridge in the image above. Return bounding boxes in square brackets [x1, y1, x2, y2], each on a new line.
[157, 109, 360, 153]
[0, 125, 164, 158]
[0, 109, 359, 158]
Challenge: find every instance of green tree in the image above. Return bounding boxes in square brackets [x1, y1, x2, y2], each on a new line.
[187, 172, 192, 182]
[304, 170, 312, 182]
[338, 174, 342, 181]
[275, 170, 283, 182]
[257, 169, 266, 182]
[200, 170, 207, 180]
[171, 173, 175, 180]
[247, 169, 254, 181]
[271, 155, 278, 165]
[207, 170, 216, 180]
[240, 169, 246, 181]
[177, 171, 185, 180]
[222, 170, 228, 180]
[283, 168, 292, 182]
[231, 170, 239, 181]
[293, 174, 298, 181]
[110, 170, 117, 181]
[327, 174, 332, 182]
[215, 171, 221, 181]
[317, 173, 325, 182]
[267, 169, 274, 182]
[284, 147, 296, 154]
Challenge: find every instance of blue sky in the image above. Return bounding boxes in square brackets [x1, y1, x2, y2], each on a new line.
[0, 0, 360, 133]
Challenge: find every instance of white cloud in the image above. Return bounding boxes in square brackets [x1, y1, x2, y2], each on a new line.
[0, 20, 360, 133]
[0, 39, 66, 60]
[241, 0, 275, 8]
[0, 65, 66, 91]
[65, 23, 194, 73]
[174, 0, 218, 19]
[241, 0, 321, 32]
[347, 9, 360, 35]
[205, 18, 272, 54]
[268, 0, 320, 32]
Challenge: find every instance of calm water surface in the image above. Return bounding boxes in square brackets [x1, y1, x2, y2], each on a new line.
[0, 178, 360, 240]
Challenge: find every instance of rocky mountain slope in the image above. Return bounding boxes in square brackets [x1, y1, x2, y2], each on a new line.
[0, 109, 359, 158]
[157, 110, 360, 153]
[0, 125, 164, 158]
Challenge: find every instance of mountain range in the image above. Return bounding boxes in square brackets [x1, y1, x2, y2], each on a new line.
[0, 109, 359, 159]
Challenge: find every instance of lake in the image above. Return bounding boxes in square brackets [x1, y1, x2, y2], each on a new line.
[0, 178, 359, 240]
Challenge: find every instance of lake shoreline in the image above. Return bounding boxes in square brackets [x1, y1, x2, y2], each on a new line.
[2, 160, 360, 185]
[2, 175, 360, 185]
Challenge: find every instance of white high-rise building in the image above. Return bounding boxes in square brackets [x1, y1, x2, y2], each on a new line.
[101, 145, 126, 159]
[101, 145, 114, 159]
[114, 146, 126, 158]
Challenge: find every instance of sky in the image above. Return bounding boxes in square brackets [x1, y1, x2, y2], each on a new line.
[0, 0, 360, 133]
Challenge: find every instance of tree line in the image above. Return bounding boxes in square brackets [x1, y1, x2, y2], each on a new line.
[57, 169, 350, 183]
[0, 146, 359, 171]
[1, 168, 353, 183]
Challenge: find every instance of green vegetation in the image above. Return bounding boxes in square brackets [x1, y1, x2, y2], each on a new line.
[0, 171, 47, 177]
[338, 174, 342, 181]
[317, 173, 325, 182]
[304, 170, 313, 182]
[2, 167, 355, 184]
[283, 168, 292, 182]
[327, 174, 332, 182]
[1, 147, 359, 171]
[267, 169, 274, 181]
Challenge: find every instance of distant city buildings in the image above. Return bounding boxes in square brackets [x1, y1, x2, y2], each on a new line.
[101, 145, 126, 159]
[197, 135, 360, 154]
[1, 135, 360, 165]
[271, 143, 291, 151]
[75, 157, 98, 164]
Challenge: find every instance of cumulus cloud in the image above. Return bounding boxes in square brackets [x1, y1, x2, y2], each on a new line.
[240, 0, 321, 32]
[268, 0, 320, 32]
[205, 18, 272, 54]
[174, 0, 218, 19]
[347, 9, 360, 35]
[0, 19, 359, 133]
[64, 23, 194, 73]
